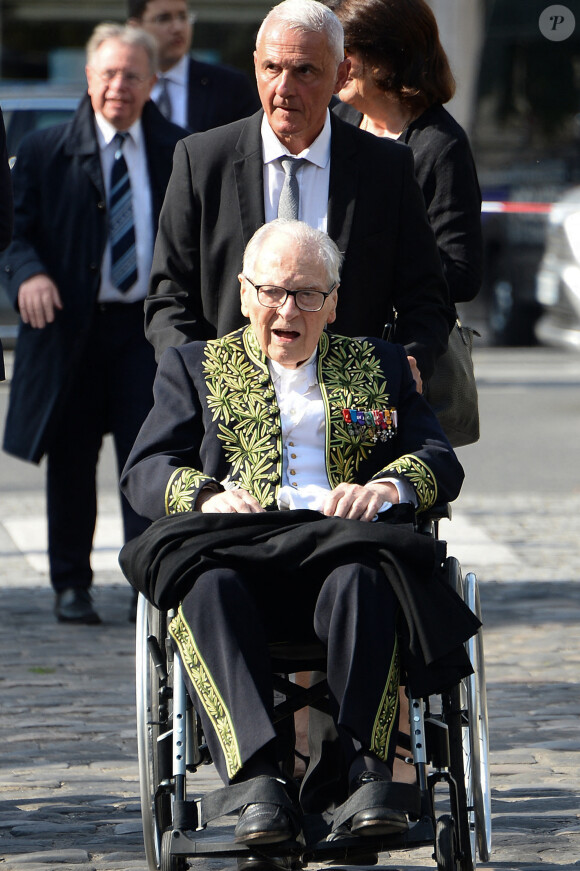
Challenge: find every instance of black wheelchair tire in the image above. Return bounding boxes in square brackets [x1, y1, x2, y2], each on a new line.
[447, 681, 475, 871]
[436, 814, 459, 871]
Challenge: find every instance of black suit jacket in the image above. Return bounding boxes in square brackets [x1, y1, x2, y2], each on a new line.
[0, 107, 13, 381]
[2, 95, 185, 462]
[185, 57, 259, 133]
[333, 100, 482, 306]
[145, 110, 453, 379]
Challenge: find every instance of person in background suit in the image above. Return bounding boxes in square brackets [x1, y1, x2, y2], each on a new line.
[327, 0, 482, 308]
[127, 0, 259, 132]
[1, 24, 185, 624]
[144, 0, 454, 390]
[0, 107, 14, 381]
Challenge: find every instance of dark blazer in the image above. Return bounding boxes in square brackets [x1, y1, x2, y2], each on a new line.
[145, 110, 454, 379]
[185, 57, 259, 133]
[121, 326, 464, 522]
[333, 100, 482, 306]
[1, 95, 185, 463]
[0, 107, 13, 382]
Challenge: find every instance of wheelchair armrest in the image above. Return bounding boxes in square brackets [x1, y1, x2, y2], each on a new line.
[422, 503, 452, 522]
[415, 503, 451, 535]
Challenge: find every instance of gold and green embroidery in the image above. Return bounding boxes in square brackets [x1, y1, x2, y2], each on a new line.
[370, 639, 400, 761]
[165, 467, 213, 515]
[201, 330, 281, 508]
[169, 606, 242, 780]
[383, 454, 438, 511]
[320, 337, 392, 487]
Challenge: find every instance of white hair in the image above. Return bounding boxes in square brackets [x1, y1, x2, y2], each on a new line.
[256, 0, 345, 65]
[86, 23, 158, 75]
[243, 219, 343, 288]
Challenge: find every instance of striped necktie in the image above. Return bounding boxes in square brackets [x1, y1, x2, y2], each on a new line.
[278, 156, 304, 220]
[109, 132, 138, 293]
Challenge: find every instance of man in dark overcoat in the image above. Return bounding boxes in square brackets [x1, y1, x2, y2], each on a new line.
[144, 0, 454, 388]
[0, 106, 13, 381]
[1, 23, 185, 623]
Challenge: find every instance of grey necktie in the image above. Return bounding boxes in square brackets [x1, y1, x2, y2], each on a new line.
[156, 77, 172, 121]
[278, 156, 304, 220]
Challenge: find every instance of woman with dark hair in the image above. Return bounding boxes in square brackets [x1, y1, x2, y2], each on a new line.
[328, 0, 482, 306]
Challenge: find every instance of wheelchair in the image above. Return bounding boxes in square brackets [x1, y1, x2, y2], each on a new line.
[135, 506, 491, 871]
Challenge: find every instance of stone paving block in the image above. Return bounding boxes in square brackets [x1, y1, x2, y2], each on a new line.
[4, 855, 93, 868]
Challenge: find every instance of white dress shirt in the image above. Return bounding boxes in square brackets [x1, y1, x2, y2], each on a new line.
[151, 54, 189, 130]
[265, 352, 416, 513]
[94, 113, 153, 303]
[261, 110, 331, 230]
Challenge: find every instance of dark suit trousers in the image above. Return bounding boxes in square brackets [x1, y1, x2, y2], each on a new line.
[169, 559, 401, 785]
[47, 302, 156, 592]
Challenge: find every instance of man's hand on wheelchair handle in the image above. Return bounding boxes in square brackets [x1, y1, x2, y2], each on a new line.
[407, 356, 423, 394]
[323, 481, 399, 522]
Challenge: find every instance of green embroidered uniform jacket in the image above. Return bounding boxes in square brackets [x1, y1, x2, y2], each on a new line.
[121, 327, 464, 520]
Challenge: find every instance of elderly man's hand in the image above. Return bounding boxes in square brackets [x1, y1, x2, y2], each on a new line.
[197, 488, 266, 514]
[322, 481, 399, 522]
[18, 274, 63, 329]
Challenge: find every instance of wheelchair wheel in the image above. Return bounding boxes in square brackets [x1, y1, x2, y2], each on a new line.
[136, 595, 174, 871]
[444, 562, 491, 869]
[464, 573, 492, 863]
[436, 814, 459, 871]
[160, 829, 187, 871]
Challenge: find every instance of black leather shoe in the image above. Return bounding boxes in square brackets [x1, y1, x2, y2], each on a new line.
[234, 802, 296, 846]
[349, 771, 408, 837]
[54, 588, 101, 624]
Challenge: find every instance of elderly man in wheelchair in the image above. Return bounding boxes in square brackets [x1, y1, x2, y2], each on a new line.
[120, 220, 480, 861]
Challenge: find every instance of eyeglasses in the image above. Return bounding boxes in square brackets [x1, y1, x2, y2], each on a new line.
[243, 276, 337, 312]
[141, 12, 196, 26]
[91, 68, 150, 87]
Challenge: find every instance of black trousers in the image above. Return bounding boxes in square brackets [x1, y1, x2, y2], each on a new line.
[169, 559, 401, 785]
[47, 303, 156, 592]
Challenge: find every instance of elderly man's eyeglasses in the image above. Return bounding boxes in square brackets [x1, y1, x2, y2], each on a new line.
[91, 68, 150, 87]
[243, 276, 337, 312]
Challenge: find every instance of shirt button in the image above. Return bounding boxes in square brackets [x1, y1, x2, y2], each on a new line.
[291, 453, 297, 459]
[289, 441, 295, 447]
[292, 482, 298, 488]
[290, 469, 296, 476]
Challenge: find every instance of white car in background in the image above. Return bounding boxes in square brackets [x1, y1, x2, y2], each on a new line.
[536, 187, 580, 351]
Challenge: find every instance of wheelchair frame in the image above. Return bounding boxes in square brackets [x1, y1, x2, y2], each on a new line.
[135, 512, 491, 871]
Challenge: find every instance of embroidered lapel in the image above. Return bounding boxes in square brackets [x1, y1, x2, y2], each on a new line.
[202, 327, 282, 507]
[318, 334, 392, 488]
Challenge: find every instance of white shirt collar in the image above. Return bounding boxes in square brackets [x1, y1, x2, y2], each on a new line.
[94, 112, 144, 150]
[261, 110, 331, 169]
[160, 53, 189, 86]
[268, 347, 319, 391]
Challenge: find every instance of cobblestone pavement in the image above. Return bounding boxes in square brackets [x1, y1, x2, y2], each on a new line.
[1, 487, 579, 871]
